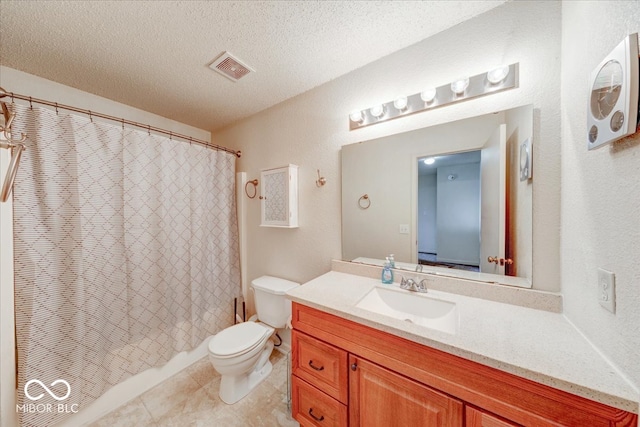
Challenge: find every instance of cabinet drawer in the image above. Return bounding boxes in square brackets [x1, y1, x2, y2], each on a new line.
[292, 330, 348, 403]
[292, 376, 348, 427]
[466, 406, 522, 427]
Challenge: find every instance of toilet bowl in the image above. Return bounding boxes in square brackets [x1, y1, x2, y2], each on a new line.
[208, 276, 298, 404]
[208, 321, 275, 404]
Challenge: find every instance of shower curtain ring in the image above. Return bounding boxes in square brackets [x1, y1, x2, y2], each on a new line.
[29, 97, 33, 110]
[88, 111, 93, 122]
[55, 102, 59, 115]
[148, 125, 151, 136]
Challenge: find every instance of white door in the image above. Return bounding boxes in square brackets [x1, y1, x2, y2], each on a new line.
[480, 124, 506, 274]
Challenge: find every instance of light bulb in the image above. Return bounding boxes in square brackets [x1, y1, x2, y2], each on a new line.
[423, 157, 435, 165]
[370, 104, 385, 119]
[349, 110, 364, 123]
[420, 88, 437, 103]
[451, 77, 470, 95]
[487, 65, 510, 84]
[393, 96, 408, 111]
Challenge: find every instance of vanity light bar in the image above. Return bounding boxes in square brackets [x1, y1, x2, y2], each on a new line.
[349, 63, 519, 130]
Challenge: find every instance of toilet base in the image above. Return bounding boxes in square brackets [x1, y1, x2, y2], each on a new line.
[218, 340, 274, 404]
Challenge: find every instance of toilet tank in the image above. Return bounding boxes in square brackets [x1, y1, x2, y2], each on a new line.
[251, 276, 299, 328]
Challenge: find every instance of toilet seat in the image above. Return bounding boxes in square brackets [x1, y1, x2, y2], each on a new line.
[208, 322, 272, 358]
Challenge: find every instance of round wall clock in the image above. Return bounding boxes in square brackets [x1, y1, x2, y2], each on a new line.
[587, 34, 639, 150]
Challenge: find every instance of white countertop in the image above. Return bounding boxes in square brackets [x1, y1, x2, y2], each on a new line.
[286, 271, 639, 413]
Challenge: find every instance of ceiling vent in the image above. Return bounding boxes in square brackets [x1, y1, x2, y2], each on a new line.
[208, 51, 254, 82]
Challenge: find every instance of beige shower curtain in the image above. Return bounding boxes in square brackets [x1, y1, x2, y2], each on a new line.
[11, 103, 241, 426]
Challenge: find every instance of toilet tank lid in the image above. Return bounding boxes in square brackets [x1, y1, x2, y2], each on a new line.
[251, 276, 299, 295]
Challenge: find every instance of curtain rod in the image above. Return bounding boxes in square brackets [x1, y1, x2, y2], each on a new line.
[0, 87, 241, 158]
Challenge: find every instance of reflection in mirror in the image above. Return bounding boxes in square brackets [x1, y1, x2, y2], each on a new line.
[342, 105, 533, 288]
[418, 150, 481, 272]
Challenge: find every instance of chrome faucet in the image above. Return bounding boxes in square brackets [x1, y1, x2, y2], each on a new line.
[400, 276, 428, 293]
[415, 264, 423, 273]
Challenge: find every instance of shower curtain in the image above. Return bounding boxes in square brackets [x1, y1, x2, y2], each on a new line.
[10, 103, 241, 426]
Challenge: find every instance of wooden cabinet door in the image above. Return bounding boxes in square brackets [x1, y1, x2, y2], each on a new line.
[466, 406, 521, 427]
[349, 355, 463, 427]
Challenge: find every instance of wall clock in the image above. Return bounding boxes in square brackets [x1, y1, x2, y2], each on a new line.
[587, 33, 639, 150]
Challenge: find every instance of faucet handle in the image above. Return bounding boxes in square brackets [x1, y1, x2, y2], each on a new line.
[400, 276, 410, 289]
[416, 279, 429, 293]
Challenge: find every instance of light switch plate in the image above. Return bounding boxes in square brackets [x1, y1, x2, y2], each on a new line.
[399, 224, 409, 234]
[598, 268, 615, 313]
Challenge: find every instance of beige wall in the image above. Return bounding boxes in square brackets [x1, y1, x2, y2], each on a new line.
[214, 1, 562, 293]
[560, 2, 640, 391]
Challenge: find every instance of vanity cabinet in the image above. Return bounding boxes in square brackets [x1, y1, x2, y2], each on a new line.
[260, 164, 298, 228]
[291, 302, 638, 427]
[292, 330, 462, 427]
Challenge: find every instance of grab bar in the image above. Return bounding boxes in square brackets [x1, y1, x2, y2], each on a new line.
[0, 141, 25, 202]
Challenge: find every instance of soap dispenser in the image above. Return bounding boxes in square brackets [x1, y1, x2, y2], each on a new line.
[381, 257, 394, 284]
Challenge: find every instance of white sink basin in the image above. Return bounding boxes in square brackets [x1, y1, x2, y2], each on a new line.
[355, 286, 458, 334]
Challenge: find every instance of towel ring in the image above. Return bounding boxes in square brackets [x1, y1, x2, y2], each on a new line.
[245, 179, 258, 199]
[358, 194, 371, 209]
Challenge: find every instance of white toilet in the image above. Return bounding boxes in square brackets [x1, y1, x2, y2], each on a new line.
[208, 275, 298, 404]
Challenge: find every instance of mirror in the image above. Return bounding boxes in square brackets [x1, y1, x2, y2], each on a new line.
[341, 105, 533, 288]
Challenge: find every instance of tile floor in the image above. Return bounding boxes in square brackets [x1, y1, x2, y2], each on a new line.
[90, 350, 299, 427]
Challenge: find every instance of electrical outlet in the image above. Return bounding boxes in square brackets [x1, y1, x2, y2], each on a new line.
[399, 224, 409, 234]
[598, 268, 615, 313]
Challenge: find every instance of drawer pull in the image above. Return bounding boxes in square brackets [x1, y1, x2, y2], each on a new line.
[308, 408, 325, 422]
[351, 363, 357, 371]
[308, 360, 325, 371]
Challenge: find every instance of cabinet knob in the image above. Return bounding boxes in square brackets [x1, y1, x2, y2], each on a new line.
[351, 363, 357, 371]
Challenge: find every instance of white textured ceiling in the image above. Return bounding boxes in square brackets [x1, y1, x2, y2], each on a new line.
[0, 1, 506, 131]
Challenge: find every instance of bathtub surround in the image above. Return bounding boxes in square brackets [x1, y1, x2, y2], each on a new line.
[10, 102, 241, 426]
